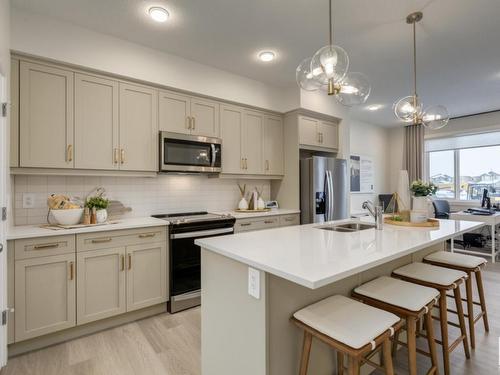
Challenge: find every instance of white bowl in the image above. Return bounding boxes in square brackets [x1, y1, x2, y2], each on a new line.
[50, 208, 84, 225]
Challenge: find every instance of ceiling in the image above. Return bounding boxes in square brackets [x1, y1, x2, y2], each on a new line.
[12, 0, 500, 126]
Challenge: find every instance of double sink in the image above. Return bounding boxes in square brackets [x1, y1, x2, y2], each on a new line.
[316, 221, 376, 233]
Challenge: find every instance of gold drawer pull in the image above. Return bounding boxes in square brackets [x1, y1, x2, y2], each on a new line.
[128, 254, 132, 270]
[240, 223, 252, 227]
[120, 149, 125, 164]
[138, 233, 156, 238]
[91, 238, 112, 244]
[33, 243, 60, 250]
[67, 144, 73, 162]
[120, 255, 125, 271]
[69, 261, 74, 280]
[264, 220, 275, 224]
[285, 217, 295, 222]
[113, 148, 119, 164]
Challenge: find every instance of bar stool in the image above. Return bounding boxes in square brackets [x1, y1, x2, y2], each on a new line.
[423, 251, 489, 349]
[352, 276, 440, 375]
[392, 262, 470, 375]
[291, 295, 402, 375]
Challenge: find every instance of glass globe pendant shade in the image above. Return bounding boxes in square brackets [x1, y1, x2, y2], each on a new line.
[335, 72, 371, 106]
[393, 95, 422, 123]
[422, 105, 450, 130]
[296, 57, 322, 91]
[310, 45, 349, 85]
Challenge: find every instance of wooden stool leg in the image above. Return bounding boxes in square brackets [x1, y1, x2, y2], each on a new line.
[382, 339, 395, 375]
[438, 290, 451, 375]
[453, 286, 471, 359]
[337, 351, 344, 375]
[465, 275, 476, 349]
[475, 269, 490, 332]
[407, 316, 418, 375]
[299, 332, 313, 375]
[391, 329, 400, 355]
[425, 309, 440, 375]
[348, 356, 360, 375]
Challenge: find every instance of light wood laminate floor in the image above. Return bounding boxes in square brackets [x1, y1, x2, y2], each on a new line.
[1, 262, 499, 375]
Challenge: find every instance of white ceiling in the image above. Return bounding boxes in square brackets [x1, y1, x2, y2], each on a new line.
[11, 0, 500, 126]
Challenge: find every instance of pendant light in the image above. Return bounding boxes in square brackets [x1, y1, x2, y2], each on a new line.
[296, 0, 371, 106]
[394, 12, 449, 129]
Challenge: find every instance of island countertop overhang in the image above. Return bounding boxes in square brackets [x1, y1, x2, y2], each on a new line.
[196, 219, 485, 289]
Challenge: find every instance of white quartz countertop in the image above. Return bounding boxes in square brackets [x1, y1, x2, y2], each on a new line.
[196, 218, 485, 289]
[211, 208, 300, 220]
[7, 217, 169, 240]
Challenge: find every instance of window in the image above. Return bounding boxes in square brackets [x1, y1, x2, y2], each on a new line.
[425, 132, 500, 201]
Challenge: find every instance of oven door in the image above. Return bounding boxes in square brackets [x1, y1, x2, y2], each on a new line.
[170, 227, 233, 298]
[160, 132, 222, 173]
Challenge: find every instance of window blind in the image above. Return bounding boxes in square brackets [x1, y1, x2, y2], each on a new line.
[425, 131, 500, 152]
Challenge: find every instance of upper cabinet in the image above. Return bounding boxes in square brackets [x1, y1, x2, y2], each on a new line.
[159, 90, 219, 138]
[19, 61, 74, 168]
[263, 115, 284, 175]
[298, 115, 339, 151]
[242, 110, 264, 175]
[10, 58, 19, 168]
[119, 83, 158, 171]
[220, 104, 243, 174]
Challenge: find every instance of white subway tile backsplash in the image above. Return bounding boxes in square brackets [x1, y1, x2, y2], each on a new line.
[13, 175, 270, 225]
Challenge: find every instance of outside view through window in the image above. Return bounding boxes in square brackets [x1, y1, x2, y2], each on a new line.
[428, 145, 500, 200]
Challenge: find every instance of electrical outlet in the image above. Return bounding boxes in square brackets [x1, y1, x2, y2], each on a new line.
[22, 193, 35, 209]
[248, 267, 260, 299]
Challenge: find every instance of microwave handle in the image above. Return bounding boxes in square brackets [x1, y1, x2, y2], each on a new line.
[210, 144, 216, 167]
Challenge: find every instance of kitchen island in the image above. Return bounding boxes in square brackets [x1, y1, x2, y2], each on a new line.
[196, 218, 484, 375]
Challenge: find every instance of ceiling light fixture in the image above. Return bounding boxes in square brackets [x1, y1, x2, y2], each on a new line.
[367, 104, 382, 111]
[296, 0, 371, 106]
[148, 7, 170, 23]
[394, 12, 449, 129]
[258, 51, 276, 62]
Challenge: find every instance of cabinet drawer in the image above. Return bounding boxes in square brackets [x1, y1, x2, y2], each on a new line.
[77, 226, 167, 252]
[235, 217, 280, 233]
[279, 214, 300, 227]
[15, 235, 75, 260]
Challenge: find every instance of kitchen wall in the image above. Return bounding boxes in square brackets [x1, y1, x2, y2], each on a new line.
[13, 175, 270, 225]
[349, 119, 391, 212]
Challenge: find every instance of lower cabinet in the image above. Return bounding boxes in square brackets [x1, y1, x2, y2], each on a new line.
[77, 247, 126, 325]
[15, 253, 76, 341]
[234, 213, 300, 233]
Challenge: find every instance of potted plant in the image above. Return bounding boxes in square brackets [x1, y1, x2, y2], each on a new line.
[410, 180, 437, 221]
[85, 196, 110, 223]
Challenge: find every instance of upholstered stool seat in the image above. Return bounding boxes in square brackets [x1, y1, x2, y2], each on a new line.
[424, 251, 489, 350]
[392, 262, 470, 375]
[292, 295, 402, 375]
[353, 276, 440, 375]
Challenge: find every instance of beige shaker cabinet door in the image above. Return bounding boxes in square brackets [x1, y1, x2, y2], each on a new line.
[119, 83, 158, 171]
[298, 116, 319, 147]
[158, 90, 191, 134]
[190, 98, 219, 137]
[74, 74, 119, 170]
[242, 110, 264, 174]
[19, 61, 74, 168]
[76, 247, 126, 325]
[10, 58, 19, 168]
[263, 115, 284, 175]
[220, 105, 244, 174]
[318, 121, 339, 150]
[14, 253, 76, 341]
[126, 242, 167, 312]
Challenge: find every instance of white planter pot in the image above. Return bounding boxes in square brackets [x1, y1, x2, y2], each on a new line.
[96, 209, 108, 224]
[412, 196, 429, 212]
[238, 197, 249, 210]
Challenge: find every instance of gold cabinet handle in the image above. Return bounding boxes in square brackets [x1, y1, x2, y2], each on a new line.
[138, 233, 156, 238]
[244, 158, 248, 170]
[240, 222, 252, 227]
[33, 243, 60, 250]
[113, 148, 119, 164]
[128, 254, 132, 270]
[186, 116, 191, 130]
[265, 160, 269, 171]
[264, 220, 275, 224]
[91, 237, 112, 244]
[67, 144, 73, 162]
[120, 255, 125, 271]
[120, 149, 125, 164]
[241, 158, 244, 170]
[69, 261, 74, 280]
[192, 117, 196, 130]
[285, 217, 295, 222]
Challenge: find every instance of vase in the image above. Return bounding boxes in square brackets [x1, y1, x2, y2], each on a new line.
[257, 197, 266, 210]
[412, 197, 429, 221]
[397, 170, 411, 212]
[96, 209, 108, 224]
[238, 197, 248, 210]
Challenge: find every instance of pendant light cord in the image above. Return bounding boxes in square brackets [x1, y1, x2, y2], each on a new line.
[329, 0, 333, 46]
[413, 20, 417, 98]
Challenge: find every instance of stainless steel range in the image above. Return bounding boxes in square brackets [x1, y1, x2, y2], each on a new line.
[152, 211, 235, 313]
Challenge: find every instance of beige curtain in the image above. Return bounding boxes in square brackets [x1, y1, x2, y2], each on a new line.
[403, 124, 424, 183]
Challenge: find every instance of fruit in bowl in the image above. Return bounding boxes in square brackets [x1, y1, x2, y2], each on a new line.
[50, 208, 84, 225]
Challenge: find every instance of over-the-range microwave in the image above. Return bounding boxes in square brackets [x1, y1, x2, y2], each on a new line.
[159, 131, 222, 173]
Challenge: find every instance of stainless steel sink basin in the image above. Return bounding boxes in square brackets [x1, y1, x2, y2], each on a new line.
[316, 222, 376, 232]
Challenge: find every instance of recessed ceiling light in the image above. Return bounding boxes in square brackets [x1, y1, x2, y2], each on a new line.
[148, 7, 170, 22]
[367, 104, 383, 111]
[258, 51, 276, 62]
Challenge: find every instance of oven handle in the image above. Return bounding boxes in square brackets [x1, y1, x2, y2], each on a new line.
[210, 143, 216, 167]
[172, 290, 201, 302]
[170, 227, 234, 239]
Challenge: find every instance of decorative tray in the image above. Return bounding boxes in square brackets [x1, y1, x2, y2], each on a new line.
[384, 218, 440, 228]
[235, 208, 271, 213]
[40, 221, 120, 230]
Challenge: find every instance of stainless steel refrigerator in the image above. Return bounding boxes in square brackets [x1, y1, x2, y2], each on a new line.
[300, 157, 348, 224]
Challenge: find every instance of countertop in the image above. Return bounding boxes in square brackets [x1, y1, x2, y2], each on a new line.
[211, 208, 300, 220]
[196, 218, 485, 289]
[7, 217, 169, 240]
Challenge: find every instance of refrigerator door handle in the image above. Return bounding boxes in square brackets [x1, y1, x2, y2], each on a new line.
[327, 171, 334, 221]
[324, 171, 329, 222]
[329, 171, 335, 220]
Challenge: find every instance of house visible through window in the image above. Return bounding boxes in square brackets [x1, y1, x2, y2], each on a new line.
[425, 132, 500, 201]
